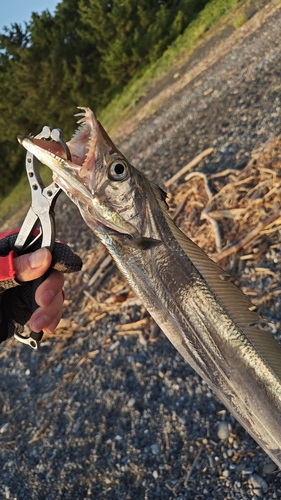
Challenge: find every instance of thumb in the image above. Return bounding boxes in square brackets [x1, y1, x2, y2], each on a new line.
[14, 248, 52, 282]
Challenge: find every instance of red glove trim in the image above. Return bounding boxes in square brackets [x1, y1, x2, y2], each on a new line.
[0, 251, 18, 281]
[0, 230, 20, 282]
[0, 229, 20, 239]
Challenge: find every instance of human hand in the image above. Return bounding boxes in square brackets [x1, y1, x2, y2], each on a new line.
[13, 248, 64, 334]
[0, 230, 82, 342]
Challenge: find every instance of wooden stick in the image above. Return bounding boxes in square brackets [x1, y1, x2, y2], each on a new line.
[210, 168, 239, 180]
[117, 329, 143, 336]
[184, 445, 203, 486]
[202, 208, 222, 252]
[88, 254, 112, 287]
[164, 147, 213, 187]
[184, 171, 213, 199]
[77, 251, 111, 301]
[116, 318, 148, 331]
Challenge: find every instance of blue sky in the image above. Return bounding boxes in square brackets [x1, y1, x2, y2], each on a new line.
[1, 1, 59, 31]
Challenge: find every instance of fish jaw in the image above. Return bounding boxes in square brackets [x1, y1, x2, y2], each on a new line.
[21, 108, 102, 193]
[18, 108, 150, 242]
[18, 134, 93, 204]
[18, 107, 122, 202]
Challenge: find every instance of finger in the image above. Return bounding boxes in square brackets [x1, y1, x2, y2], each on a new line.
[29, 289, 64, 332]
[14, 248, 52, 282]
[43, 313, 62, 334]
[35, 270, 64, 307]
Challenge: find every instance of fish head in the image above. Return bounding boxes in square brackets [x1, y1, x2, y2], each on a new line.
[18, 107, 164, 246]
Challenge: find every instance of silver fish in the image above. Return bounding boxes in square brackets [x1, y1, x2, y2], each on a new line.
[19, 107, 281, 466]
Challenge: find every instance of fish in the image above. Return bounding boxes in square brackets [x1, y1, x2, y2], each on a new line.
[18, 107, 281, 467]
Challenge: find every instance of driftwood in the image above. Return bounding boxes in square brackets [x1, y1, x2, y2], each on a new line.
[165, 147, 213, 187]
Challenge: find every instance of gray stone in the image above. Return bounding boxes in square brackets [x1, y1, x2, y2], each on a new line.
[249, 473, 268, 493]
[150, 444, 160, 455]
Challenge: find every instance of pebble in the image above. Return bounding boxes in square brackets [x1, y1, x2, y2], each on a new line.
[150, 444, 160, 455]
[0, 423, 10, 434]
[108, 340, 120, 351]
[262, 461, 278, 474]
[217, 421, 230, 440]
[4, 486, 10, 499]
[241, 466, 254, 475]
[252, 489, 263, 498]
[127, 398, 136, 407]
[249, 474, 268, 493]
[232, 440, 239, 450]
[55, 363, 63, 373]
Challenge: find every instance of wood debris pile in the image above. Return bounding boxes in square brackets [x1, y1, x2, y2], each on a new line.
[52, 135, 281, 341]
[169, 135, 281, 264]
[53, 243, 150, 342]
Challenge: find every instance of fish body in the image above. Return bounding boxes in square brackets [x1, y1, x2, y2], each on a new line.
[19, 108, 281, 466]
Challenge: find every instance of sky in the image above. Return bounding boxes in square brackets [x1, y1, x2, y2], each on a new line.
[0, 1, 59, 32]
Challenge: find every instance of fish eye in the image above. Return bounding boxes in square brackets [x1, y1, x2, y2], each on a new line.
[108, 160, 128, 181]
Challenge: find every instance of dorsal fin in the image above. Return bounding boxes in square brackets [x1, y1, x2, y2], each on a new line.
[155, 191, 281, 381]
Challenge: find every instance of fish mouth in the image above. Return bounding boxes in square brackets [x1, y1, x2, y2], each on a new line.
[18, 107, 101, 197]
[18, 107, 142, 240]
[18, 107, 162, 247]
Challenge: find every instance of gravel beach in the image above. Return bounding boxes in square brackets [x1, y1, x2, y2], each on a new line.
[1, 2, 281, 499]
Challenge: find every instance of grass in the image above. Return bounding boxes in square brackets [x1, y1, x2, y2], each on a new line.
[0, 176, 31, 224]
[100, 0, 260, 131]
[233, 12, 248, 27]
[0, 0, 273, 226]
[0, 164, 52, 227]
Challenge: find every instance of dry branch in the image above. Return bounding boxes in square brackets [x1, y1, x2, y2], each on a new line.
[165, 147, 213, 187]
[116, 318, 148, 331]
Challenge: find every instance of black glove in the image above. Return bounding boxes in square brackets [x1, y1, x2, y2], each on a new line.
[0, 232, 82, 342]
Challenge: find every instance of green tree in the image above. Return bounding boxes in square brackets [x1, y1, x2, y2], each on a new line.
[78, 0, 210, 94]
[0, 23, 30, 197]
[0, 0, 102, 198]
[0, 0, 212, 200]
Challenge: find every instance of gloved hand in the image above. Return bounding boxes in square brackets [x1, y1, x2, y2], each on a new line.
[0, 230, 82, 342]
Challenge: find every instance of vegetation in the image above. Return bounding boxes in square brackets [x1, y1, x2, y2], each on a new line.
[101, 0, 245, 130]
[0, 0, 266, 215]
